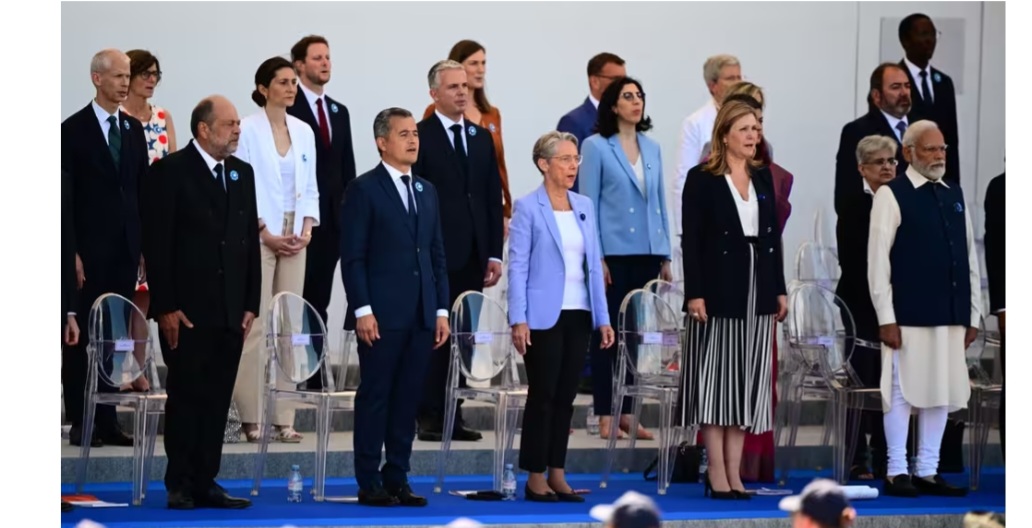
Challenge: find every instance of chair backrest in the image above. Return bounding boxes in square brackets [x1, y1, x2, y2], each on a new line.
[617, 289, 681, 377]
[795, 241, 840, 289]
[643, 279, 686, 329]
[88, 293, 157, 390]
[450, 291, 520, 387]
[784, 282, 858, 387]
[265, 291, 328, 385]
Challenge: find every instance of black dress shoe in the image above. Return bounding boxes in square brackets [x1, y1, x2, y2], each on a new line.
[167, 490, 195, 510]
[193, 486, 251, 509]
[358, 486, 399, 507]
[100, 430, 134, 447]
[452, 424, 482, 441]
[62, 501, 73, 513]
[387, 484, 427, 507]
[883, 474, 920, 498]
[913, 474, 969, 497]
[68, 426, 103, 448]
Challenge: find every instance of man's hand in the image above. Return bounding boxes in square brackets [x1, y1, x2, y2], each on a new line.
[241, 311, 256, 342]
[484, 261, 503, 288]
[879, 323, 901, 350]
[356, 314, 380, 347]
[599, 325, 615, 349]
[75, 253, 85, 289]
[964, 326, 978, 349]
[512, 323, 531, 355]
[64, 315, 80, 346]
[434, 316, 451, 349]
[158, 310, 194, 350]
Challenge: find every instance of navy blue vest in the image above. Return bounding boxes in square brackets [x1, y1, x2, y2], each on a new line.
[886, 176, 970, 327]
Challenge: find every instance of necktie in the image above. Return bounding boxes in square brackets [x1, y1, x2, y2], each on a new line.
[895, 121, 908, 143]
[315, 98, 331, 147]
[449, 124, 468, 167]
[214, 163, 226, 192]
[107, 115, 121, 169]
[919, 70, 934, 104]
[400, 175, 418, 227]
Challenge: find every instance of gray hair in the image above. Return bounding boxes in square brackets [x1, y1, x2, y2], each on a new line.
[855, 135, 898, 164]
[703, 54, 740, 84]
[373, 107, 413, 141]
[427, 59, 465, 90]
[902, 119, 940, 149]
[532, 131, 578, 173]
[90, 48, 127, 74]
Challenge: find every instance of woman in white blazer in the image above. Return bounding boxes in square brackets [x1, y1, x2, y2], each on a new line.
[232, 56, 320, 443]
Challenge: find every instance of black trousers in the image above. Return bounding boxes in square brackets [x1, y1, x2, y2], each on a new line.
[418, 250, 483, 427]
[591, 255, 663, 415]
[520, 310, 592, 472]
[301, 222, 339, 391]
[62, 252, 136, 432]
[162, 326, 243, 495]
[354, 324, 433, 490]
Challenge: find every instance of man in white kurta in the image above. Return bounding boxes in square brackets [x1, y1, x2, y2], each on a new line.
[867, 120, 979, 498]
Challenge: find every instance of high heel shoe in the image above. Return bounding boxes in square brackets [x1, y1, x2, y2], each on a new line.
[524, 484, 558, 502]
[703, 473, 737, 500]
[732, 489, 752, 500]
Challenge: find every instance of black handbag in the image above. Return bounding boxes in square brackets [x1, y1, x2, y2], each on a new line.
[643, 441, 700, 483]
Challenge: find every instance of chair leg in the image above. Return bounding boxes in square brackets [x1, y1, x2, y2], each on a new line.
[131, 403, 147, 506]
[250, 389, 276, 496]
[656, 394, 674, 495]
[492, 394, 508, 492]
[436, 387, 458, 494]
[76, 388, 99, 494]
[600, 387, 624, 489]
[628, 395, 644, 451]
[142, 405, 160, 501]
[313, 398, 330, 501]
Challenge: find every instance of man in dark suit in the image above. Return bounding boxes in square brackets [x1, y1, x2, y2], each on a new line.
[288, 36, 357, 385]
[413, 60, 503, 442]
[142, 95, 261, 510]
[984, 171, 1004, 458]
[340, 107, 451, 506]
[899, 13, 960, 186]
[62, 168, 79, 515]
[61, 49, 147, 448]
[556, 52, 626, 194]
[834, 63, 913, 215]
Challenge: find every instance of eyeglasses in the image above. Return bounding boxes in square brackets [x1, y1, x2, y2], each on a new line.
[550, 155, 583, 166]
[139, 70, 162, 82]
[916, 145, 948, 154]
[621, 91, 645, 101]
[864, 158, 899, 167]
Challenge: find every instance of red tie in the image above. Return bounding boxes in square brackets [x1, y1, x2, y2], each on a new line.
[315, 98, 331, 147]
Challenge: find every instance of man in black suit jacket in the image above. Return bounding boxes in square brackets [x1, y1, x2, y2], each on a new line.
[340, 107, 450, 506]
[288, 36, 357, 379]
[61, 49, 147, 448]
[899, 14, 960, 186]
[142, 96, 261, 510]
[984, 171, 1004, 458]
[834, 63, 914, 215]
[62, 168, 80, 347]
[412, 60, 503, 442]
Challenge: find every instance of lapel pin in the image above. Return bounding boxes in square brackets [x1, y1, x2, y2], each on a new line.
[230, 170, 239, 181]
[414, 181, 424, 192]
[579, 213, 586, 221]
[933, 72, 942, 83]
[123, 120, 130, 130]
[302, 154, 308, 163]
[488, 123, 496, 133]
[646, 163, 652, 170]
[468, 125, 477, 137]
[758, 193, 766, 201]
[331, 103, 339, 113]
[954, 202, 963, 212]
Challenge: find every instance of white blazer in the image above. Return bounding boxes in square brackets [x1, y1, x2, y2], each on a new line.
[237, 110, 320, 237]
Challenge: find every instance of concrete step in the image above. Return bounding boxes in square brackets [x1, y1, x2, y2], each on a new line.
[63, 426, 1001, 484]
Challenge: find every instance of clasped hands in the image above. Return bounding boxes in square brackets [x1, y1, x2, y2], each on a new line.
[262, 232, 310, 257]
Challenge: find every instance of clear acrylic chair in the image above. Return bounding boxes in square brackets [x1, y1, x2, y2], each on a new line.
[811, 208, 837, 259]
[76, 293, 166, 506]
[794, 241, 840, 290]
[966, 316, 1002, 491]
[600, 289, 683, 495]
[435, 291, 526, 494]
[249, 292, 358, 501]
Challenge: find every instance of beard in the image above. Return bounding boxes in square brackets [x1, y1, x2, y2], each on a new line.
[914, 159, 946, 181]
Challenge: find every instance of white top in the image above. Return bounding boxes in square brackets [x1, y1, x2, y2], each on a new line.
[555, 211, 591, 311]
[674, 98, 719, 236]
[279, 146, 296, 212]
[632, 155, 646, 196]
[725, 175, 758, 236]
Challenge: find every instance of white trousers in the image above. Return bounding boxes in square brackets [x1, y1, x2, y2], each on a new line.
[883, 351, 949, 477]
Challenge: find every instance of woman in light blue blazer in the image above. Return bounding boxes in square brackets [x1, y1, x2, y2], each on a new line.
[509, 131, 615, 502]
[578, 76, 672, 440]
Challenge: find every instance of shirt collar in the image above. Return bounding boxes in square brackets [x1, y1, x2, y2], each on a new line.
[880, 109, 908, 131]
[381, 160, 411, 182]
[903, 56, 932, 79]
[906, 165, 949, 189]
[588, 94, 600, 109]
[92, 100, 118, 126]
[299, 81, 325, 106]
[192, 140, 221, 173]
[435, 109, 464, 131]
[862, 179, 875, 195]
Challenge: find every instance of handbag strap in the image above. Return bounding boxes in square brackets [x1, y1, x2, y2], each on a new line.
[642, 456, 659, 481]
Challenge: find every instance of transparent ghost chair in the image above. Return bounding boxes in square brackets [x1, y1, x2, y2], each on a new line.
[76, 293, 165, 506]
[599, 289, 683, 495]
[794, 241, 840, 290]
[435, 291, 526, 494]
[811, 208, 837, 259]
[966, 315, 1002, 491]
[249, 291, 358, 501]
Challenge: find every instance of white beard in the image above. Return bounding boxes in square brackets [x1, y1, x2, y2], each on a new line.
[915, 161, 946, 181]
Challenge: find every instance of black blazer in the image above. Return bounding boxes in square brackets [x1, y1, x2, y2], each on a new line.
[339, 163, 450, 331]
[834, 190, 880, 342]
[61, 168, 77, 322]
[984, 172, 1005, 314]
[413, 115, 503, 273]
[900, 60, 960, 185]
[141, 142, 262, 330]
[833, 109, 910, 215]
[61, 103, 149, 269]
[287, 93, 357, 230]
[681, 165, 787, 318]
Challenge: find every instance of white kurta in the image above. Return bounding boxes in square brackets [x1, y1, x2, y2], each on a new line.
[867, 167, 981, 413]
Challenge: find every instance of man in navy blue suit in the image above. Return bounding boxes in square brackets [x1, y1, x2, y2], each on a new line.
[557, 52, 625, 193]
[340, 107, 451, 507]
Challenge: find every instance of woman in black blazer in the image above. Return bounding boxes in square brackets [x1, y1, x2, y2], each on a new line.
[677, 99, 787, 500]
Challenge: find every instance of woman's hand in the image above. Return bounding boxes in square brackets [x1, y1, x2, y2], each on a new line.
[512, 323, 531, 355]
[599, 325, 615, 349]
[602, 260, 612, 289]
[776, 295, 788, 322]
[687, 298, 708, 324]
[262, 232, 302, 257]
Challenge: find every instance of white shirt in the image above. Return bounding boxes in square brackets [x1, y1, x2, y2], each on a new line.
[92, 100, 119, 144]
[903, 57, 935, 102]
[674, 98, 718, 235]
[280, 146, 296, 212]
[193, 141, 224, 183]
[880, 110, 909, 143]
[588, 94, 600, 110]
[353, 161, 448, 320]
[725, 176, 758, 237]
[632, 156, 646, 197]
[435, 110, 467, 154]
[299, 81, 332, 139]
[555, 211, 591, 311]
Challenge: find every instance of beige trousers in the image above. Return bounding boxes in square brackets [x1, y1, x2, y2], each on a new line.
[232, 213, 307, 426]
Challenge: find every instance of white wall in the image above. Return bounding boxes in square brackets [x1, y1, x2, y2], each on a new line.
[61, 2, 1003, 353]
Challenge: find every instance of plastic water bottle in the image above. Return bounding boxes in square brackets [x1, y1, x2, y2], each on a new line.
[586, 409, 600, 435]
[698, 447, 708, 483]
[287, 464, 303, 502]
[501, 464, 517, 500]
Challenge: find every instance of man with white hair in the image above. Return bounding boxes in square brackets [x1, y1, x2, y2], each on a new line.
[867, 119, 978, 497]
[589, 491, 662, 528]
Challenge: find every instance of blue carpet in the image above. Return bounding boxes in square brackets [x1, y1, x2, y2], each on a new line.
[61, 470, 1005, 528]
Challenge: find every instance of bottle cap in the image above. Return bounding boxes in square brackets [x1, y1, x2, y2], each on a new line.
[291, 464, 300, 470]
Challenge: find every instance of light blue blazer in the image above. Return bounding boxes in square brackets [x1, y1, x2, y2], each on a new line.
[507, 185, 610, 330]
[578, 133, 671, 259]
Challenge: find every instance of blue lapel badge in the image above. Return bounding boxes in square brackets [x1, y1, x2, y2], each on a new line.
[488, 123, 496, 133]
[302, 154, 308, 163]
[933, 72, 942, 83]
[123, 119, 130, 131]
[758, 193, 766, 201]
[579, 213, 586, 221]
[331, 103, 339, 113]
[954, 202, 963, 212]
[468, 125, 477, 137]
[230, 170, 239, 182]
[414, 181, 424, 192]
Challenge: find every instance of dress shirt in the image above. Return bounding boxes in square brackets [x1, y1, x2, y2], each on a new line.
[193, 141, 224, 178]
[299, 81, 332, 138]
[353, 161, 449, 320]
[674, 98, 719, 235]
[726, 176, 759, 236]
[588, 94, 600, 110]
[903, 57, 936, 102]
[880, 110, 909, 143]
[92, 100, 118, 144]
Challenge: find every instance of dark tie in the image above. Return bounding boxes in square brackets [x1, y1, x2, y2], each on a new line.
[107, 115, 121, 169]
[400, 175, 418, 228]
[214, 163, 226, 192]
[449, 124, 468, 166]
[895, 121, 907, 143]
[919, 70, 933, 104]
[315, 98, 331, 147]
